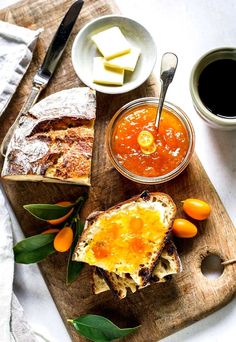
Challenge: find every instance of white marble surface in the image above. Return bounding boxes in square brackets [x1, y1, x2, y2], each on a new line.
[0, 0, 235, 341]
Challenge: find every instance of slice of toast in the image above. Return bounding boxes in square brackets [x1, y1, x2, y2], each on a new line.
[73, 191, 176, 286]
[92, 240, 182, 299]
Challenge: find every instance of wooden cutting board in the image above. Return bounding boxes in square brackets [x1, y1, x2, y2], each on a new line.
[0, 0, 236, 341]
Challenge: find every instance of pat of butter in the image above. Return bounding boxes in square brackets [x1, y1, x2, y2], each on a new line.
[91, 27, 131, 60]
[93, 57, 124, 85]
[104, 47, 141, 71]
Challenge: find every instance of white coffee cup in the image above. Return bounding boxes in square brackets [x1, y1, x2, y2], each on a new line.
[190, 47, 236, 130]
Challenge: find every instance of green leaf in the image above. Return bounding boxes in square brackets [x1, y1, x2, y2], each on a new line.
[23, 195, 86, 221]
[68, 314, 140, 342]
[14, 233, 56, 253]
[66, 219, 85, 284]
[23, 203, 74, 221]
[14, 233, 56, 264]
[14, 243, 55, 264]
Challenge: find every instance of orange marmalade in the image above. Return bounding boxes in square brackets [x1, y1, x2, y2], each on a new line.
[84, 203, 167, 275]
[112, 104, 189, 178]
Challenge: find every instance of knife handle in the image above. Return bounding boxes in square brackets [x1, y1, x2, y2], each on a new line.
[1, 84, 43, 157]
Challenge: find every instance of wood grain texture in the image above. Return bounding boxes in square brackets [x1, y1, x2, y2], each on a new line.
[0, 0, 236, 341]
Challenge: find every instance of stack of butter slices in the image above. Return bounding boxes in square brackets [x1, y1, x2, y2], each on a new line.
[1, 88, 96, 186]
[73, 191, 182, 299]
[91, 26, 141, 85]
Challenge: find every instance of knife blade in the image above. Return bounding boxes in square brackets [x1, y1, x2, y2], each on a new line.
[1, 0, 84, 157]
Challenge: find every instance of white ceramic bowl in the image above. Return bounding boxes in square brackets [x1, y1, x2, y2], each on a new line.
[72, 15, 157, 94]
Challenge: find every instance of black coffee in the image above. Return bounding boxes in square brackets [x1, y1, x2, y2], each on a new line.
[198, 59, 236, 118]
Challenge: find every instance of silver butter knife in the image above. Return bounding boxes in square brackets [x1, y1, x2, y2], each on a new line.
[1, 0, 84, 156]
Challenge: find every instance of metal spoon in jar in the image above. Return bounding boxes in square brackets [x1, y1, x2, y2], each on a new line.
[155, 52, 178, 128]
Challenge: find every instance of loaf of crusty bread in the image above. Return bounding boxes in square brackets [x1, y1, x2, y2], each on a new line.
[1, 88, 96, 186]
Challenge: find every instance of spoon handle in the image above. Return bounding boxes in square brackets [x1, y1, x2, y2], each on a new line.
[155, 52, 178, 128]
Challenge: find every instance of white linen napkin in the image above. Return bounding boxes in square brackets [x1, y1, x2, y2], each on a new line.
[0, 20, 42, 116]
[0, 20, 42, 341]
[0, 188, 36, 342]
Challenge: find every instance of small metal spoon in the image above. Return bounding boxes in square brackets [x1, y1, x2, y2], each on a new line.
[155, 52, 178, 128]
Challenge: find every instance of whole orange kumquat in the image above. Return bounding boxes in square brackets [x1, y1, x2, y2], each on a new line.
[172, 218, 198, 238]
[182, 198, 211, 220]
[53, 226, 73, 252]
